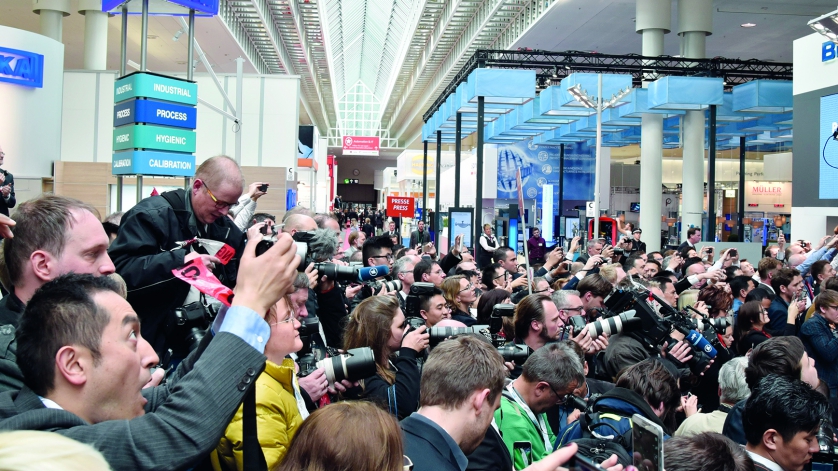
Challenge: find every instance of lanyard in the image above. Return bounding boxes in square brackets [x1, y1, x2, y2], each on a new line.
[505, 383, 552, 451]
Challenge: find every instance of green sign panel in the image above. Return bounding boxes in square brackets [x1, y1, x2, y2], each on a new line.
[113, 124, 196, 153]
[114, 72, 198, 106]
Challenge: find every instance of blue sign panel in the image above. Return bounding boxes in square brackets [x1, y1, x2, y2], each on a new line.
[103, 0, 218, 15]
[112, 150, 196, 177]
[114, 99, 197, 129]
[0, 46, 44, 88]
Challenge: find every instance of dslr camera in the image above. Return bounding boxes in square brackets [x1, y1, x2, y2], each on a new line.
[404, 282, 437, 330]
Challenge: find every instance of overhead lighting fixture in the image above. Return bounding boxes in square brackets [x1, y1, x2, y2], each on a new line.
[740, 23, 756, 28]
[173, 29, 184, 41]
[568, 84, 595, 108]
[809, 8, 838, 43]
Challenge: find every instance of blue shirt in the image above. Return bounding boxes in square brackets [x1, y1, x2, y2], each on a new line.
[212, 305, 272, 354]
[766, 296, 790, 336]
[800, 314, 838, 390]
[408, 413, 469, 471]
[732, 299, 743, 317]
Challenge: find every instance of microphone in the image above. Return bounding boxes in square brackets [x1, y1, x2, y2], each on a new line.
[357, 265, 390, 282]
[686, 330, 717, 359]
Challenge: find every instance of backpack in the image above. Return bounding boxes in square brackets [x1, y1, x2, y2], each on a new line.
[567, 410, 633, 466]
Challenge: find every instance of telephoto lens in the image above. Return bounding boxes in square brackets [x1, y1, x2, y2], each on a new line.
[427, 325, 492, 348]
[496, 343, 533, 364]
[579, 310, 641, 338]
[315, 347, 377, 386]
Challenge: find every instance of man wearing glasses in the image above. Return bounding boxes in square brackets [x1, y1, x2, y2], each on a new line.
[493, 342, 584, 470]
[110, 155, 246, 358]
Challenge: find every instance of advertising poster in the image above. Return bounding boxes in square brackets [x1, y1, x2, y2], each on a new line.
[449, 209, 474, 248]
[820, 93, 838, 199]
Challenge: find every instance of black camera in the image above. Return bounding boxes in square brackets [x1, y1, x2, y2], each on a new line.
[428, 325, 492, 348]
[404, 282, 437, 321]
[316, 347, 377, 386]
[496, 343, 533, 363]
[489, 303, 515, 336]
[172, 300, 218, 355]
[259, 183, 269, 192]
[565, 310, 640, 339]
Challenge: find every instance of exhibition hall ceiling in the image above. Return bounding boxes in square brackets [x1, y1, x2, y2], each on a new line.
[0, 0, 831, 152]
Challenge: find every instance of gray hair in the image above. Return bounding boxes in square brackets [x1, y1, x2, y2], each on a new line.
[719, 356, 750, 404]
[391, 256, 415, 278]
[520, 342, 585, 390]
[552, 290, 580, 309]
[293, 272, 310, 292]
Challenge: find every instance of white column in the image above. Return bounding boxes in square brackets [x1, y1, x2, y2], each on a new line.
[678, 0, 712, 240]
[79, 0, 109, 70]
[636, 0, 670, 252]
[32, 0, 71, 43]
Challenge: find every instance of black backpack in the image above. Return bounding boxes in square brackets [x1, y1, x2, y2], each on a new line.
[568, 410, 633, 466]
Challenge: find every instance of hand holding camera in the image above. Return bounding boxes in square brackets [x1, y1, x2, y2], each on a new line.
[402, 324, 429, 352]
[234, 223, 300, 316]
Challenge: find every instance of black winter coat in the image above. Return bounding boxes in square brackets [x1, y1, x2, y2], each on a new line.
[109, 189, 244, 356]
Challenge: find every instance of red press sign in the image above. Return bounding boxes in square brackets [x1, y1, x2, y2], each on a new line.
[387, 196, 415, 218]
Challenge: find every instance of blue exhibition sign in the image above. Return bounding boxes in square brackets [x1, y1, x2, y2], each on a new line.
[0, 46, 44, 88]
[102, 0, 219, 15]
[112, 150, 196, 177]
[114, 99, 197, 129]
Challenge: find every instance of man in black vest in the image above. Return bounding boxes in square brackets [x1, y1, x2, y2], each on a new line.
[109, 156, 246, 358]
[0, 146, 16, 218]
[409, 220, 431, 249]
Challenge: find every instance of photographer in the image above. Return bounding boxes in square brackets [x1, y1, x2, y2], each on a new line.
[441, 275, 478, 326]
[343, 296, 428, 419]
[109, 156, 245, 359]
[476, 289, 514, 341]
[392, 255, 421, 311]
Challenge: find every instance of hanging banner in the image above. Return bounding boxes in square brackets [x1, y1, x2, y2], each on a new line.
[343, 136, 380, 156]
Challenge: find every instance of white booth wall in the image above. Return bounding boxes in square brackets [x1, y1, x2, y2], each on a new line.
[0, 25, 65, 203]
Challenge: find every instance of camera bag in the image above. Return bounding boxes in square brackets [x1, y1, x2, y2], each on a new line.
[568, 410, 633, 467]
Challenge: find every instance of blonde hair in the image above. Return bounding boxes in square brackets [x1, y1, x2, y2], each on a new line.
[678, 289, 699, 311]
[0, 431, 111, 471]
[598, 263, 618, 285]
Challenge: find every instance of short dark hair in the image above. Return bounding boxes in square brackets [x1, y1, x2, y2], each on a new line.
[743, 375, 830, 446]
[615, 359, 681, 433]
[492, 247, 514, 264]
[811, 260, 832, 282]
[6, 195, 98, 285]
[520, 342, 584, 392]
[682, 257, 704, 274]
[418, 287, 445, 314]
[770, 267, 800, 294]
[576, 274, 612, 298]
[17, 274, 121, 396]
[745, 336, 804, 390]
[652, 276, 674, 293]
[413, 259, 437, 281]
[513, 293, 552, 341]
[730, 276, 754, 300]
[476, 288, 511, 324]
[251, 213, 276, 226]
[687, 227, 700, 238]
[663, 433, 755, 471]
[361, 236, 394, 267]
[481, 262, 504, 288]
[744, 287, 774, 304]
[102, 221, 119, 239]
[757, 257, 782, 280]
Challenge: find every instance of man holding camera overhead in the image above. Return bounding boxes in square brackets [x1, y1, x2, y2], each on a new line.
[109, 156, 246, 360]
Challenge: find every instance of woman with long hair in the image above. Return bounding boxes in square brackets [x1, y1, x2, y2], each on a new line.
[734, 300, 772, 355]
[441, 275, 478, 326]
[476, 288, 514, 341]
[343, 296, 428, 419]
[277, 402, 405, 471]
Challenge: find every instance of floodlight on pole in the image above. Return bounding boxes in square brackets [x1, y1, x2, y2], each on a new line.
[809, 8, 838, 43]
[569, 77, 633, 241]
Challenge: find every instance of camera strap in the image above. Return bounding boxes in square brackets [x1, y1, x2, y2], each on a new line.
[242, 385, 268, 471]
[504, 383, 552, 451]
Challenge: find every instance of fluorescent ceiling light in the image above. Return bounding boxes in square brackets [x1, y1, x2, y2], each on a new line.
[740, 23, 756, 28]
[809, 9, 838, 42]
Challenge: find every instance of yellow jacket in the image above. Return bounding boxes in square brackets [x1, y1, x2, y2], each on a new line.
[211, 358, 304, 471]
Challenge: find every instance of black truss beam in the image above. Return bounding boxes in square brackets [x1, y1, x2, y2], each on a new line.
[423, 49, 792, 122]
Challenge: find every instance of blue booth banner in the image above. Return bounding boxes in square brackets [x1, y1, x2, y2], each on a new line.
[497, 140, 563, 203]
[103, 0, 219, 15]
[112, 150, 195, 177]
[115, 72, 198, 105]
[114, 98, 198, 129]
[0, 46, 44, 88]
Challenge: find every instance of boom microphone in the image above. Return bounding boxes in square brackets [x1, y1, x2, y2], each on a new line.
[357, 265, 390, 282]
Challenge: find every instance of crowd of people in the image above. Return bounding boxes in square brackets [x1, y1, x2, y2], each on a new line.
[0, 154, 831, 471]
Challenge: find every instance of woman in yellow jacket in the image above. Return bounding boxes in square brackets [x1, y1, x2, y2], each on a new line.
[211, 296, 309, 471]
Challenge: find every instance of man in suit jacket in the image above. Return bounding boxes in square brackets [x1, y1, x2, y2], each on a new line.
[409, 220, 431, 249]
[385, 220, 400, 238]
[678, 227, 702, 252]
[0, 229, 300, 471]
[402, 335, 507, 471]
[0, 147, 15, 219]
[743, 375, 828, 471]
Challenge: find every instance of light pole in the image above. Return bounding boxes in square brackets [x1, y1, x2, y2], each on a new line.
[568, 76, 632, 241]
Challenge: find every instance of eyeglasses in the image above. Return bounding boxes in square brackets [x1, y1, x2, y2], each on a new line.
[202, 181, 238, 209]
[493, 272, 509, 280]
[270, 297, 298, 326]
[561, 306, 585, 313]
[459, 283, 474, 293]
[371, 253, 394, 261]
[548, 384, 570, 405]
[403, 455, 414, 471]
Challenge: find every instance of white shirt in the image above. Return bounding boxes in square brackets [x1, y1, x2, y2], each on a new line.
[746, 450, 785, 471]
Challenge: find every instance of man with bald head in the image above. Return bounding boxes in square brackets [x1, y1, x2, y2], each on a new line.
[110, 155, 247, 358]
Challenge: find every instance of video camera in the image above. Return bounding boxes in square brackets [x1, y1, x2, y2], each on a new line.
[603, 288, 717, 375]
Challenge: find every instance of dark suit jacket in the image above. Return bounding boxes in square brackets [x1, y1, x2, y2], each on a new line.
[403, 414, 464, 471]
[0, 171, 15, 218]
[0, 332, 266, 471]
[410, 230, 431, 249]
[466, 425, 512, 471]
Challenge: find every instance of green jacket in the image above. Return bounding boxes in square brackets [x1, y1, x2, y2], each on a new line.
[495, 395, 556, 470]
